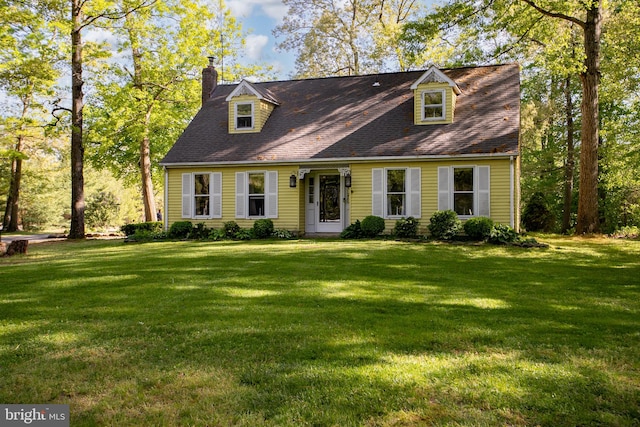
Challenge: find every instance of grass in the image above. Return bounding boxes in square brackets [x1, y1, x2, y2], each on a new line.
[1, 236, 639, 426]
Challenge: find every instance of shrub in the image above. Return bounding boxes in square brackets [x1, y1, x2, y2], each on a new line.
[222, 221, 241, 238]
[234, 228, 254, 240]
[253, 219, 274, 239]
[428, 210, 461, 240]
[522, 192, 555, 232]
[488, 223, 518, 244]
[340, 220, 363, 239]
[169, 221, 193, 239]
[393, 217, 420, 239]
[190, 223, 210, 240]
[361, 216, 385, 237]
[85, 191, 120, 229]
[611, 225, 640, 239]
[208, 229, 227, 241]
[131, 229, 166, 242]
[463, 217, 494, 241]
[273, 229, 294, 239]
[121, 221, 163, 236]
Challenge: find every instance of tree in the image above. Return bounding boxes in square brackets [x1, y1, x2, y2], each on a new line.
[87, 0, 270, 221]
[402, 0, 606, 234]
[0, 0, 62, 231]
[67, 0, 154, 239]
[275, 0, 423, 78]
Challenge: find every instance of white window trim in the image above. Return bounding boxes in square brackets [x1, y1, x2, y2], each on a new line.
[372, 168, 421, 219]
[235, 101, 254, 130]
[385, 168, 407, 218]
[181, 172, 222, 219]
[421, 89, 446, 121]
[236, 171, 278, 219]
[437, 166, 490, 218]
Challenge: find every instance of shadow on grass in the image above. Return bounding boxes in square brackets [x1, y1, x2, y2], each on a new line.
[1, 239, 639, 425]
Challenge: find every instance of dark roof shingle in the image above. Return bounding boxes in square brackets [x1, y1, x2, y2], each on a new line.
[161, 64, 520, 165]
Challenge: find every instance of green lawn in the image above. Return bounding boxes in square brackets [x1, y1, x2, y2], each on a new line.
[1, 237, 639, 426]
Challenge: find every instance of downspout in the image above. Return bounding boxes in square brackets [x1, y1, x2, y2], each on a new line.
[510, 156, 515, 230]
[164, 167, 168, 232]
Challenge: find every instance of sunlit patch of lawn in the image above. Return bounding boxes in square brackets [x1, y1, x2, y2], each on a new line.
[1, 237, 639, 426]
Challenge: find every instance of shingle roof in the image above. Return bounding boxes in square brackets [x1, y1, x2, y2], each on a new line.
[160, 63, 520, 166]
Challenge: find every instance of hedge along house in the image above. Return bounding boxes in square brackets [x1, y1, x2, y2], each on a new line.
[160, 60, 521, 235]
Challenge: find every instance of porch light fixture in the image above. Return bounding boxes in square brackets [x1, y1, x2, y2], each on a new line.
[289, 174, 297, 188]
[345, 173, 352, 188]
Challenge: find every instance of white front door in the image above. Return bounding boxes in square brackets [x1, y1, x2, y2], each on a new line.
[307, 173, 343, 233]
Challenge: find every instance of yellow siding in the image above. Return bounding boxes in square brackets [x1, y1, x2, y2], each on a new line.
[413, 83, 456, 125]
[166, 166, 301, 233]
[167, 158, 518, 235]
[349, 159, 516, 234]
[228, 95, 275, 134]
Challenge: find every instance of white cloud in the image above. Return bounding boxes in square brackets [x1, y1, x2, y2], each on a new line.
[227, 0, 288, 23]
[261, 1, 288, 23]
[245, 34, 270, 61]
[226, 1, 254, 17]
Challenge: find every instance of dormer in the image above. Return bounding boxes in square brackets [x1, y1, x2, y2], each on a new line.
[410, 66, 461, 125]
[225, 80, 279, 134]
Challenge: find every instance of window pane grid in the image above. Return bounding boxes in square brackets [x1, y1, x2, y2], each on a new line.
[386, 169, 406, 216]
[422, 90, 444, 120]
[248, 173, 265, 217]
[236, 103, 253, 129]
[453, 167, 474, 216]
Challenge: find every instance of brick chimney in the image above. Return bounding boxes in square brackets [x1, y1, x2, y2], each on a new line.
[201, 56, 218, 105]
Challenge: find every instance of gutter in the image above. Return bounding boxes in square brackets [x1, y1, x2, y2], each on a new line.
[160, 152, 520, 169]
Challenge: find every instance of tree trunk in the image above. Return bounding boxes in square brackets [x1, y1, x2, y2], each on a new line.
[562, 75, 575, 234]
[140, 107, 156, 222]
[69, 0, 85, 239]
[128, 21, 157, 222]
[575, 1, 602, 234]
[3, 138, 23, 232]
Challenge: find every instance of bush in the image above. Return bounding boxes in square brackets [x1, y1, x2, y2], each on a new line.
[131, 229, 166, 242]
[190, 223, 210, 239]
[522, 192, 555, 232]
[463, 217, 494, 241]
[393, 217, 420, 239]
[253, 219, 274, 239]
[222, 221, 241, 238]
[340, 220, 363, 239]
[86, 191, 120, 230]
[169, 221, 193, 239]
[121, 221, 163, 236]
[428, 210, 461, 240]
[273, 229, 294, 239]
[234, 228, 254, 240]
[488, 223, 518, 244]
[611, 225, 640, 239]
[361, 216, 385, 237]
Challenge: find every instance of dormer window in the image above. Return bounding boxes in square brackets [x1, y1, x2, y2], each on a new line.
[226, 79, 279, 134]
[421, 90, 445, 121]
[236, 102, 254, 129]
[411, 66, 461, 125]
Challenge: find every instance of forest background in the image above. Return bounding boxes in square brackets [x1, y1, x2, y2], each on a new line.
[1, 0, 638, 236]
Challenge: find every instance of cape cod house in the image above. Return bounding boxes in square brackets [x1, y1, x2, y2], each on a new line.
[160, 61, 521, 235]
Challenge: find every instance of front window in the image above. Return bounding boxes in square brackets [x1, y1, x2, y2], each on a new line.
[236, 102, 253, 129]
[453, 167, 474, 216]
[422, 90, 445, 120]
[194, 173, 210, 216]
[386, 169, 406, 216]
[248, 172, 265, 216]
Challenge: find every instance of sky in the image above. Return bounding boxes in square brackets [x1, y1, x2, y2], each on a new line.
[226, 0, 296, 80]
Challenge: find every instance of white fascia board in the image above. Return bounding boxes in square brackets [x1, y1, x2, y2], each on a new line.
[410, 66, 462, 95]
[160, 152, 518, 169]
